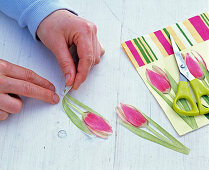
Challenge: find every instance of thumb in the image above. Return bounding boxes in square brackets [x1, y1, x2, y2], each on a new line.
[50, 37, 76, 86]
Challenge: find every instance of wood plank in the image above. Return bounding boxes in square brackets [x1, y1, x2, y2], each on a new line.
[0, 0, 209, 169]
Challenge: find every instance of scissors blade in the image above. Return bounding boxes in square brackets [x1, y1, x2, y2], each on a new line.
[170, 35, 195, 81]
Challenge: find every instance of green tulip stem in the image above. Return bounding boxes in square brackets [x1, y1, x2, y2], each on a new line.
[168, 92, 185, 110]
[62, 98, 92, 135]
[145, 124, 173, 145]
[122, 121, 190, 155]
[66, 94, 103, 117]
[65, 99, 84, 115]
[168, 92, 175, 100]
[202, 79, 209, 88]
[178, 101, 185, 110]
[168, 92, 183, 109]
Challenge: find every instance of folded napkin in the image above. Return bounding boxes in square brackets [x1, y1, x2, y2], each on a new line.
[122, 12, 209, 135]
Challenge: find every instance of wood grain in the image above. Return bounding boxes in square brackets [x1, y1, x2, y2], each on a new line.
[0, 0, 209, 169]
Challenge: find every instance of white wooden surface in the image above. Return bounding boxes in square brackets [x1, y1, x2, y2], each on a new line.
[0, 0, 209, 170]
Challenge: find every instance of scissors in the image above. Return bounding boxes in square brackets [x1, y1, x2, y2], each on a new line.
[170, 35, 209, 116]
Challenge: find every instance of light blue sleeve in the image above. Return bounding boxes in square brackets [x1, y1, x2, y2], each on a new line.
[0, 0, 76, 40]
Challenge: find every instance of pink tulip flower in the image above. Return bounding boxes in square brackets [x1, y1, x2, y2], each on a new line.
[116, 103, 147, 127]
[83, 112, 113, 138]
[146, 65, 171, 94]
[191, 50, 207, 70]
[185, 52, 204, 79]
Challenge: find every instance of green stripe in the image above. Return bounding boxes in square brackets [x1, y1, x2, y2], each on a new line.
[162, 28, 182, 50]
[176, 23, 193, 46]
[164, 28, 181, 51]
[203, 13, 209, 22]
[133, 38, 151, 63]
[200, 14, 209, 27]
[141, 36, 158, 60]
[137, 38, 154, 62]
[163, 28, 170, 39]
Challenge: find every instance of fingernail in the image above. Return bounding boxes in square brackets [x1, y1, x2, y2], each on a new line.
[100, 42, 104, 49]
[65, 74, 71, 85]
[53, 94, 59, 104]
[100, 43, 105, 56]
[73, 84, 79, 90]
[49, 85, 55, 91]
[0, 112, 9, 121]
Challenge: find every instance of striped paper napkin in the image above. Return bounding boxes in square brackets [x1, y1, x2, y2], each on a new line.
[122, 12, 209, 135]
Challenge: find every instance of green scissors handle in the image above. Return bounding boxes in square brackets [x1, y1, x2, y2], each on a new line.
[190, 79, 209, 115]
[173, 79, 209, 116]
[173, 81, 199, 116]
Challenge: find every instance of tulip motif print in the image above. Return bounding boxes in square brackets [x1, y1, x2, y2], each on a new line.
[185, 52, 205, 79]
[117, 103, 147, 127]
[146, 65, 171, 94]
[146, 65, 198, 129]
[184, 51, 209, 88]
[184, 51, 209, 119]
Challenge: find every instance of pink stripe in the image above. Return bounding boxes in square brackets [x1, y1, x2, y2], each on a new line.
[189, 16, 209, 41]
[125, 41, 145, 66]
[154, 30, 174, 55]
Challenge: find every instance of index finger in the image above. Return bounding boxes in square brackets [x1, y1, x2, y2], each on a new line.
[0, 60, 55, 91]
[1, 77, 59, 104]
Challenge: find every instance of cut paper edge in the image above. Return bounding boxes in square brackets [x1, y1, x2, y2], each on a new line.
[122, 12, 209, 69]
[121, 11, 209, 136]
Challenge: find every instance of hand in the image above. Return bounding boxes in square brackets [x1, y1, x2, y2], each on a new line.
[37, 10, 105, 90]
[0, 59, 59, 121]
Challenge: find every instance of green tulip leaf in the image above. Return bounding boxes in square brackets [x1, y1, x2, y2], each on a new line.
[66, 94, 103, 118]
[121, 121, 190, 155]
[202, 95, 209, 119]
[200, 62, 209, 84]
[164, 69, 198, 129]
[62, 97, 92, 135]
[147, 81, 173, 107]
[199, 62, 209, 119]
[140, 110, 189, 150]
[147, 79, 198, 129]
[145, 125, 174, 146]
[165, 69, 191, 109]
[165, 69, 178, 93]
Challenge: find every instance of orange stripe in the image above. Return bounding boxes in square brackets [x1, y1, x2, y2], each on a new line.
[121, 42, 139, 69]
[161, 30, 171, 46]
[204, 12, 209, 21]
[166, 26, 186, 50]
[183, 20, 203, 43]
[149, 32, 168, 57]
[200, 15, 209, 29]
[204, 12, 209, 22]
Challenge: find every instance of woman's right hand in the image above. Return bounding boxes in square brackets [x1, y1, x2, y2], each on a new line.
[0, 59, 59, 121]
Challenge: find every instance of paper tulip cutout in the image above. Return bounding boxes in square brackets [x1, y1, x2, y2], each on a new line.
[116, 103, 190, 155]
[117, 103, 147, 127]
[185, 52, 204, 79]
[146, 65, 171, 94]
[83, 112, 113, 138]
[191, 50, 207, 70]
[62, 94, 112, 139]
